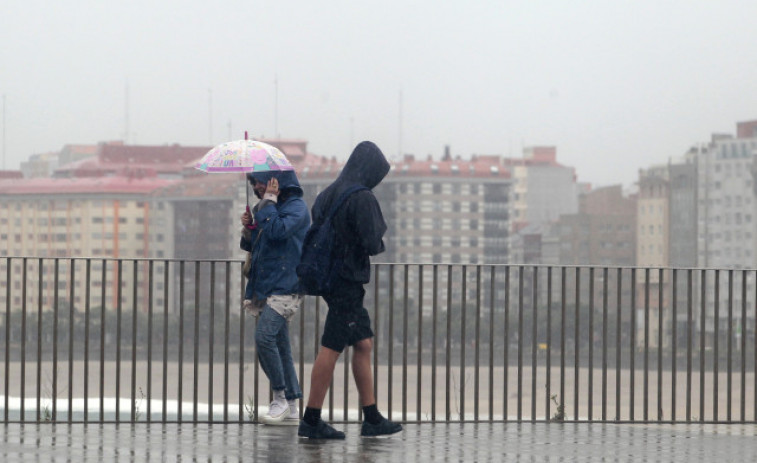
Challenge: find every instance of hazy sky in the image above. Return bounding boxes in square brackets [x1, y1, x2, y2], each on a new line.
[2, 1, 757, 187]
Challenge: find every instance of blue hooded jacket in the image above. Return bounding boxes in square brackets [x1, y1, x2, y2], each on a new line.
[240, 170, 310, 300]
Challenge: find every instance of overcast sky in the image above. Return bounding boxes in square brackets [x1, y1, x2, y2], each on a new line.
[2, 1, 756, 187]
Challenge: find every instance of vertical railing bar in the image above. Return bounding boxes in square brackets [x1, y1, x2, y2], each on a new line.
[740, 269, 747, 423]
[297, 295, 304, 422]
[431, 265, 438, 422]
[446, 265, 452, 422]
[99, 260, 106, 422]
[546, 267, 552, 421]
[297, 297, 304, 424]
[147, 260, 154, 423]
[193, 262, 200, 422]
[388, 265, 395, 421]
[131, 261, 138, 423]
[615, 268, 622, 421]
[255, 310, 261, 422]
[754, 270, 757, 422]
[68, 260, 75, 423]
[4, 258, 11, 423]
[254, 302, 261, 423]
[588, 267, 594, 421]
[657, 268, 663, 422]
[671, 269, 677, 422]
[224, 261, 230, 423]
[686, 269, 693, 422]
[503, 266, 510, 421]
[84, 259, 90, 423]
[343, 345, 349, 422]
[178, 261, 184, 423]
[209, 262, 216, 423]
[417, 265, 424, 423]
[53, 258, 60, 421]
[630, 267, 636, 421]
[714, 270, 720, 421]
[602, 267, 608, 421]
[699, 269, 706, 423]
[727, 269, 733, 422]
[460, 265, 467, 421]
[115, 259, 122, 423]
[517, 265, 523, 422]
[238, 262, 245, 423]
[162, 261, 169, 423]
[574, 267, 580, 421]
[37, 258, 43, 422]
[372, 265, 380, 419]
[558, 267, 567, 424]
[402, 264, 409, 421]
[475, 265, 482, 422]
[21, 259, 27, 422]
[315, 297, 322, 422]
[530, 266, 537, 423]
[489, 266, 495, 422]
[643, 267, 649, 422]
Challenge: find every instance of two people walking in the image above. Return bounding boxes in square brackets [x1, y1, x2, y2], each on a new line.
[241, 141, 402, 439]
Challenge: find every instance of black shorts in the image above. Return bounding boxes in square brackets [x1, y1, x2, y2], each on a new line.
[320, 281, 374, 353]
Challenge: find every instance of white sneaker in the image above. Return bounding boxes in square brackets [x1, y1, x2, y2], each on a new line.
[282, 400, 299, 426]
[260, 398, 289, 424]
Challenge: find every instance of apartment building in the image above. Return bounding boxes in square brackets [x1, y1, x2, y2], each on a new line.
[559, 185, 636, 266]
[0, 177, 175, 311]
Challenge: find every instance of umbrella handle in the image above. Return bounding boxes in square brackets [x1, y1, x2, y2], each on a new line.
[244, 204, 255, 230]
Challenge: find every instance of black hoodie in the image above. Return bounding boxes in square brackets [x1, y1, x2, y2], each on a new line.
[311, 141, 391, 284]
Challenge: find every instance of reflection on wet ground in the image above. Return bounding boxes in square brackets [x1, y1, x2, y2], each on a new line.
[1, 422, 756, 462]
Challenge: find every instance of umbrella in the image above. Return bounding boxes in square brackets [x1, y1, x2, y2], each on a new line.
[194, 134, 295, 173]
[194, 132, 295, 221]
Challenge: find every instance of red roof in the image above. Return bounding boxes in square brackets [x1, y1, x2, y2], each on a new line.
[388, 155, 511, 179]
[55, 143, 211, 177]
[0, 176, 177, 195]
[0, 170, 23, 180]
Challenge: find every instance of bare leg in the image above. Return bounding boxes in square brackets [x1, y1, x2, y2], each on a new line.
[352, 338, 375, 406]
[306, 346, 341, 409]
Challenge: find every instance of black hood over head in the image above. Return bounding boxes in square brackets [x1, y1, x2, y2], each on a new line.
[336, 141, 390, 190]
[312, 141, 390, 219]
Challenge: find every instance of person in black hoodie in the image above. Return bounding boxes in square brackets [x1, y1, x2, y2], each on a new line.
[298, 141, 403, 439]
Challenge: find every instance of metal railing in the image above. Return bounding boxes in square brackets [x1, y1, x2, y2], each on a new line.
[1, 258, 756, 423]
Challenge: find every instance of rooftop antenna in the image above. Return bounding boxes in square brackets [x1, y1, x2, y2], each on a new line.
[2, 94, 5, 170]
[124, 83, 130, 144]
[208, 88, 213, 144]
[398, 88, 403, 158]
[274, 74, 279, 139]
[349, 116, 354, 149]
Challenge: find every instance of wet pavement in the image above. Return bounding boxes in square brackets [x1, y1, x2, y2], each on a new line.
[1, 422, 756, 462]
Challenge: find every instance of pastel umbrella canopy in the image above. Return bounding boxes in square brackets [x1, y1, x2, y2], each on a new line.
[195, 138, 294, 173]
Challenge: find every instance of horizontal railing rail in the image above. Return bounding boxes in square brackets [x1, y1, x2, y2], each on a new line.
[1, 257, 755, 423]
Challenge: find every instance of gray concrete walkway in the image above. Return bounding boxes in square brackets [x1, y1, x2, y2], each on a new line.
[2, 422, 756, 462]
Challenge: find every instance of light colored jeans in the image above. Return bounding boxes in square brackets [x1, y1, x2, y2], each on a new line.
[255, 305, 302, 400]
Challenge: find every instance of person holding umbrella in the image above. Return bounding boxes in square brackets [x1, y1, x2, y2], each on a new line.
[240, 169, 310, 425]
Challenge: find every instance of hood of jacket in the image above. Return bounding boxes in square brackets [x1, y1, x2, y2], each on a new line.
[336, 141, 390, 190]
[247, 170, 304, 197]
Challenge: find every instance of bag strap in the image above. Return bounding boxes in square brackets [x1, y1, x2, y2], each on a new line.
[322, 185, 369, 223]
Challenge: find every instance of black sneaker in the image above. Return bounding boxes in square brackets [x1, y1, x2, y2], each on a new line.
[360, 417, 403, 437]
[298, 419, 346, 439]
